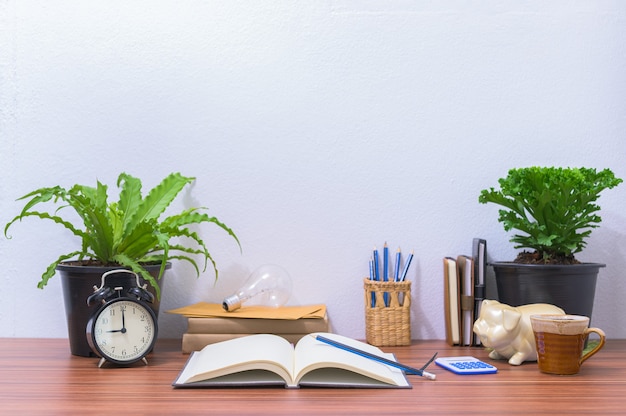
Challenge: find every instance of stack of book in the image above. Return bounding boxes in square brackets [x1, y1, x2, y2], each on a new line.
[167, 303, 330, 353]
[443, 238, 487, 346]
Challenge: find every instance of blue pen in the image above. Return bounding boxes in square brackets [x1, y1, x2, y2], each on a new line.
[394, 247, 401, 282]
[382, 242, 389, 306]
[383, 242, 389, 282]
[368, 258, 376, 307]
[400, 250, 414, 281]
[314, 335, 436, 380]
[372, 247, 380, 281]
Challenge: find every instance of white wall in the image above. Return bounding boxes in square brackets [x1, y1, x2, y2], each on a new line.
[1, 1, 625, 341]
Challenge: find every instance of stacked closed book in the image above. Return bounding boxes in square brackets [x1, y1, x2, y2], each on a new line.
[167, 303, 330, 353]
[182, 314, 330, 353]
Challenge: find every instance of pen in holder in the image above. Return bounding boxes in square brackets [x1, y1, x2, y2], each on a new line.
[363, 278, 411, 347]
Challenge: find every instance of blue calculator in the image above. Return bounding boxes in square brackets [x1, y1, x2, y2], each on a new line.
[435, 356, 498, 375]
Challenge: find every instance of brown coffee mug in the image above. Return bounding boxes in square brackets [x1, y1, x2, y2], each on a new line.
[530, 314, 605, 375]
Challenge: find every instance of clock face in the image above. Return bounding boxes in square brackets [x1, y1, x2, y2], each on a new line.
[88, 298, 157, 364]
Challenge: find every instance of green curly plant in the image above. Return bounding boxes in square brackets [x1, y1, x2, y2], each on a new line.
[4, 172, 240, 298]
[479, 167, 622, 263]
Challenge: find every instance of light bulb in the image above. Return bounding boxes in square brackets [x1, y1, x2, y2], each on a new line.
[222, 264, 293, 311]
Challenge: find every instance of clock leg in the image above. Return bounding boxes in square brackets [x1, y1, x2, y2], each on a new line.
[98, 357, 106, 368]
[142, 357, 148, 366]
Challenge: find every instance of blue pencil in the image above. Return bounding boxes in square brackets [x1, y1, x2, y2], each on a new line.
[314, 335, 436, 380]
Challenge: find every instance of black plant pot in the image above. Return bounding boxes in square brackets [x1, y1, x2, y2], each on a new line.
[492, 262, 605, 321]
[57, 262, 170, 357]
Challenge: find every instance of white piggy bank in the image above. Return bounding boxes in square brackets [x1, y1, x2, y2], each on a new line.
[473, 299, 565, 365]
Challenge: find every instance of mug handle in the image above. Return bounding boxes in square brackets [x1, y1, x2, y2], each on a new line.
[579, 327, 606, 365]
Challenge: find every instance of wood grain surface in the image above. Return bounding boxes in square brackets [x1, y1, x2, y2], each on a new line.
[1, 338, 624, 415]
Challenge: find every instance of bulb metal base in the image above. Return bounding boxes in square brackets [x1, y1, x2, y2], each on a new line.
[222, 295, 242, 312]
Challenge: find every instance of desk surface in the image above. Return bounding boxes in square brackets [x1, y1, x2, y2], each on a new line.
[1, 338, 624, 415]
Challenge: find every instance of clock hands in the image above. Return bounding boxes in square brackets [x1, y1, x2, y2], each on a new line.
[107, 307, 127, 333]
[121, 307, 127, 333]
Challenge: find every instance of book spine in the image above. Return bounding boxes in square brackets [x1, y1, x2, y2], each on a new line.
[186, 316, 330, 334]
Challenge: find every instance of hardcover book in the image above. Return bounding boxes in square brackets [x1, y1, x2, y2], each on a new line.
[457, 254, 475, 346]
[471, 238, 487, 346]
[443, 257, 461, 346]
[182, 332, 310, 353]
[186, 313, 330, 334]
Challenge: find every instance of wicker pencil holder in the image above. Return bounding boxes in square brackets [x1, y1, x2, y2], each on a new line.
[363, 278, 411, 347]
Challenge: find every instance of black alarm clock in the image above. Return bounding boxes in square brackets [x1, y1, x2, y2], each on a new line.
[86, 270, 158, 368]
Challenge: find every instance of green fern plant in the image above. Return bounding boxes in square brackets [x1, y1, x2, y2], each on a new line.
[4, 172, 240, 297]
[479, 167, 622, 263]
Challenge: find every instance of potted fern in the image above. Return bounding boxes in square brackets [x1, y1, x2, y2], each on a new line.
[5, 172, 240, 356]
[478, 166, 622, 320]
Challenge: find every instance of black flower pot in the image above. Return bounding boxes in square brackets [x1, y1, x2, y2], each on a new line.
[492, 262, 604, 321]
[57, 262, 170, 357]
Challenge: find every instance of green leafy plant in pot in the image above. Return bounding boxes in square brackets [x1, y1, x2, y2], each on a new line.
[5, 172, 240, 356]
[478, 166, 622, 318]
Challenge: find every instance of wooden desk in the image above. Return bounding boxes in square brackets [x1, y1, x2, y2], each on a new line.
[1, 338, 624, 415]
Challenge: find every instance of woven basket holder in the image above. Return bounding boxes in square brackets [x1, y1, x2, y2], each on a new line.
[363, 278, 411, 346]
